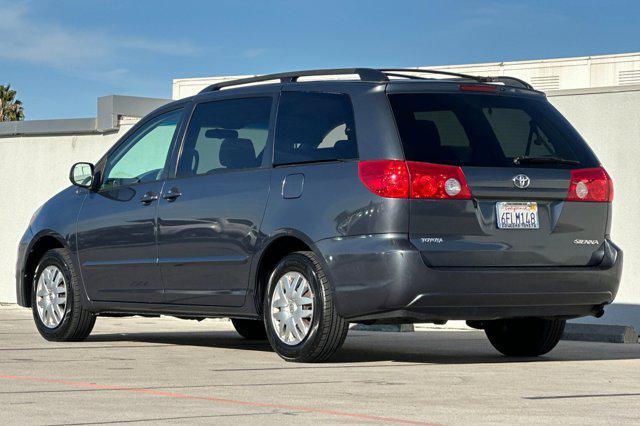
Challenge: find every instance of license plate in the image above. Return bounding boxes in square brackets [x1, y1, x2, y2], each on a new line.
[496, 202, 539, 229]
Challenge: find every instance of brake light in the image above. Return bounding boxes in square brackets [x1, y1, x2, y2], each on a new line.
[459, 84, 498, 92]
[566, 167, 613, 202]
[358, 160, 409, 198]
[358, 160, 471, 199]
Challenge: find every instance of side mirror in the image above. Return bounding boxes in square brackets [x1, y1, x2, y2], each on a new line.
[69, 162, 95, 189]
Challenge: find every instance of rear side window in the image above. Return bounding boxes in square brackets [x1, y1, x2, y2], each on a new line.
[389, 93, 598, 168]
[274, 92, 357, 165]
[177, 97, 272, 177]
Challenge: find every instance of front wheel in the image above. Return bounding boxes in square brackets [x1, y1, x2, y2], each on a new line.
[264, 251, 348, 362]
[484, 318, 565, 357]
[31, 248, 96, 342]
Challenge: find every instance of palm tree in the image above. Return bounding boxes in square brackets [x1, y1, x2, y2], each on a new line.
[0, 84, 24, 121]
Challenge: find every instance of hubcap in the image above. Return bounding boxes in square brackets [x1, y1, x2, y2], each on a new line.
[270, 271, 314, 345]
[35, 265, 67, 329]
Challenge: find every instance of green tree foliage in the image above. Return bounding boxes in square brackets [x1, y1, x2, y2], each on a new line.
[0, 84, 24, 121]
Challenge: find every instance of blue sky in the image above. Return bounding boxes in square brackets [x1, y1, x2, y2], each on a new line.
[1, 0, 639, 119]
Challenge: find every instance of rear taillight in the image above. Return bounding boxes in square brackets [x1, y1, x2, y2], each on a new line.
[566, 167, 613, 202]
[407, 161, 471, 199]
[357, 160, 409, 198]
[358, 160, 471, 199]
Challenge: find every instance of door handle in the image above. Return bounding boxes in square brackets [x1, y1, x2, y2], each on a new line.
[140, 191, 159, 205]
[162, 187, 182, 202]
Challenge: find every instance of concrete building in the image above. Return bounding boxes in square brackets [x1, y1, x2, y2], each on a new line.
[172, 52, 640, 97]
[1, 52, 638, 333]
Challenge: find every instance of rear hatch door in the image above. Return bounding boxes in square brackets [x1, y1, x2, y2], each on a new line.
[388, 88, 610, 267]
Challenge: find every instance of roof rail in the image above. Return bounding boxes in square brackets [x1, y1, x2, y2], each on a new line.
[199, 68, 389, 92]
[380, 68, 535, 90]
[198, 67, 536, 94]
[485, 76, 535, 90]
[381, 68, 490, 82]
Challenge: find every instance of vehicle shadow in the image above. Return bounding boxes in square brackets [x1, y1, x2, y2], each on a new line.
[86, 328, 640, 365]
[88, 330, 274, 352]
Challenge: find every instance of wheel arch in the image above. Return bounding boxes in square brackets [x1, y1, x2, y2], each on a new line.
[251, 230, 330, 316]
[20, 231, 67, 307]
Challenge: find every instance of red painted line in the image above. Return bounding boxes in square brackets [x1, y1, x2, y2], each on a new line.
[0, 374, 437, 425]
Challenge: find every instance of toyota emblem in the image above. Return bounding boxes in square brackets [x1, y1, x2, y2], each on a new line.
[513, 174, 531, 189]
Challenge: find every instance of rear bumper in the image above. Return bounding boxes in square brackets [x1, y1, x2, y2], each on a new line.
[316, 234, 622, 322]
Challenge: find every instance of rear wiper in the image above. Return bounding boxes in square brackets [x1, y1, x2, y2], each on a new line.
[513, 156, 579, 165]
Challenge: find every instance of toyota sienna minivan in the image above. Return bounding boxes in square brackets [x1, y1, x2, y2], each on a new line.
[16, 68, 622, 362]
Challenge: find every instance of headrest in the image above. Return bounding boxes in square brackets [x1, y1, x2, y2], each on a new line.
[413, 120, 441, 148]
[333, 139, 357, 159]
[182, 147, 200, 173]
[205, 128, 238, 139]
[219, 138, 256, 169]
[402, 120, 442, 161]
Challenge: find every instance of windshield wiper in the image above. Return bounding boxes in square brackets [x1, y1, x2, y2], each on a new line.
[513, 156, 579, 165]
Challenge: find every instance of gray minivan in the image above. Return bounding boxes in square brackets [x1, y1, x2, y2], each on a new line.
[16, 68, 622, 362]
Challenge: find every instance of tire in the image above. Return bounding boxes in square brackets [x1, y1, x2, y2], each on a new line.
[31, 248, 96, 342]
[263, 251, 348, 362]
[484, 318, 565, 357]
[231, 318, 267, 340]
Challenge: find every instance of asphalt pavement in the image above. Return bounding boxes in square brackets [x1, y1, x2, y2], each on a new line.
[1, 304, 639, 425]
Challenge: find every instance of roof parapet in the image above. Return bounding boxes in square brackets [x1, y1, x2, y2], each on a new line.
[0, 95, 170, 137]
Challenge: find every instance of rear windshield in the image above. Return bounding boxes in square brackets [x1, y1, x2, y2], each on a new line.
[388, 93, 598, 168]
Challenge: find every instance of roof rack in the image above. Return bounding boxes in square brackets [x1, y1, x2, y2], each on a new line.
[200, 68, 389, 92]
[198, 67, 535, 93]
[380, 68, 535, 90]
[488, 76, 535, 90]
[381, 68, 490, 82]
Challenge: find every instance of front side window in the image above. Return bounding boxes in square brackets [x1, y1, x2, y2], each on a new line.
[274, 92, 357, 165]
[102, 109, 182, 189]
[176, 97, 272, 177]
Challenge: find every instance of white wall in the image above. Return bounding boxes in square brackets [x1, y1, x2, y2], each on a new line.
[432, 52, 640, 91]
[549, 87, 640, 305]
[547, 87, 640, 329]
[172, 75, 256, 100]
[0, 123, 135, 303]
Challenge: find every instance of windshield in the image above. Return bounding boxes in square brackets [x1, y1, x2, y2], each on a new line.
[388, 93, 598, 168]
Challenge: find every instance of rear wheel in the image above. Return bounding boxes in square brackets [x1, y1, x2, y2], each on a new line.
[264, 251, 348, 362]
[484, 318, 565, 357]
[31, 249, 96, 342]
[231, 318, 267, 340]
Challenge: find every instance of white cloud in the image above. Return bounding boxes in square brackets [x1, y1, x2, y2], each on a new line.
[0, 2, 199, 84]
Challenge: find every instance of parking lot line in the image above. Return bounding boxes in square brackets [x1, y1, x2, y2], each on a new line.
[0, 374, 437, 425]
